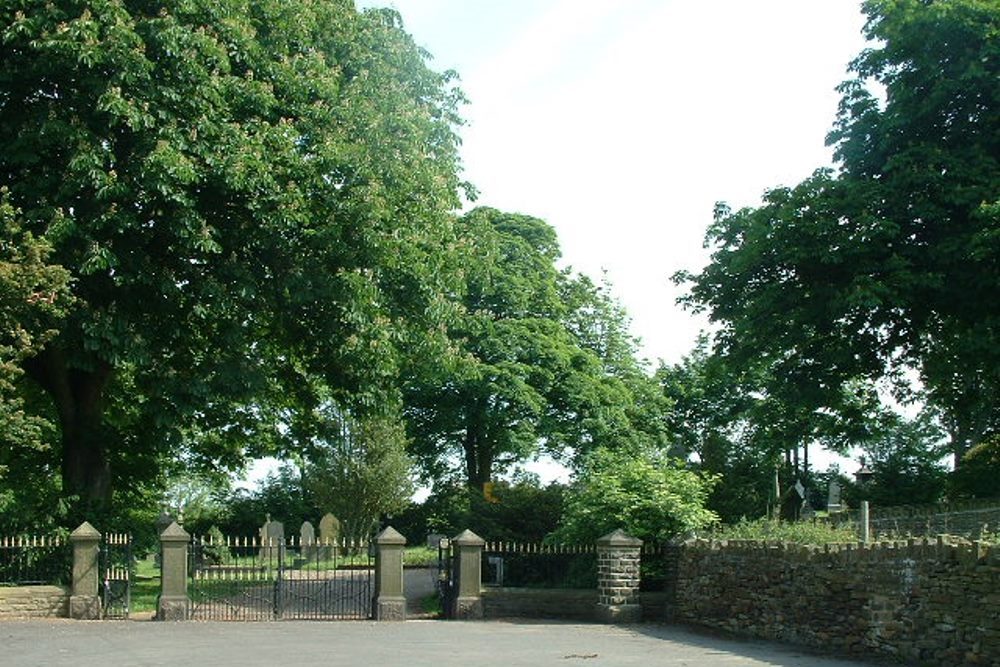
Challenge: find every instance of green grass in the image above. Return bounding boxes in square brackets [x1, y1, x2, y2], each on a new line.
[404, 546, 439, 567]
[131, 556, 159, 613]
[708, 518, 859, 545]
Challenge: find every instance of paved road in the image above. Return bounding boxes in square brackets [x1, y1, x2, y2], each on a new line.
[1, 619, 879, 667]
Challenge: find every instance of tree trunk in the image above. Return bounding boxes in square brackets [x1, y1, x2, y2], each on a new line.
[462, 402, 492, 491]
[24, 347, 114, 512]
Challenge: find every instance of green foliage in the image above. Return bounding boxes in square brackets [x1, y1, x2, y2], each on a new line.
[404, 208, 668, 490]
[556, 446, 719, 544]
[0, 0, 466, 514]
[860, 412, 950, 506]
[675, 0, 1000, 463]
[304, 408, 414, 542]
[394, 477, 565, 543]
[709, 518, 858, 545]
[950, 435, 1000, 499]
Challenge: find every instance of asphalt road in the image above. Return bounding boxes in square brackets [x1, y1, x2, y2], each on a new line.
[1, 618, 881, 667]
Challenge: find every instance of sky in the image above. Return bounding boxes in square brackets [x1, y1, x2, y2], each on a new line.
[242, 1, 872, 488]
[363, 0, 869, 367]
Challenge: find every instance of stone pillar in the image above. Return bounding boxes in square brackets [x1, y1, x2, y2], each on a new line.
[860, 500, 871, 544]
[450, 529, 485, 619]
[69, 522, 101, 620]
[596, 528, 643, 623]
[157, 521, 190, 621]
[372, 526, 407, 621]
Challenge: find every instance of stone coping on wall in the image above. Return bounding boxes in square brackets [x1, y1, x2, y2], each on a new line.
[681, 535, 998, 564]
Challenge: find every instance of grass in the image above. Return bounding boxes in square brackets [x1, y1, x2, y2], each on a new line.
[404, 546, 439, 567]
[131, 556, 159, 613]
[708, 517, 859, 545]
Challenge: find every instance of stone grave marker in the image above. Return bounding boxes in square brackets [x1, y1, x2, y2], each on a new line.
[300, 521, 316, 561]
[259, 516, 284, 561]
[827, 480, 843, 513]
[318, 513, 340, 560]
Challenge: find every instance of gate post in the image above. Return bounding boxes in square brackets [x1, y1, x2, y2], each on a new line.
[69, 522, 101, 619]
[157, 521, 190, 621]
[372, 526, 407, 621]
[450, 529, 485, 619]
[596, 528, 643, 623]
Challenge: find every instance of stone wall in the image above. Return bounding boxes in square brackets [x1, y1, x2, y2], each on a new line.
[672, 537, 999, 667]
[0, 585, 69, 618]
[482, 588, 596, 619]
[480, 588, 668, 621]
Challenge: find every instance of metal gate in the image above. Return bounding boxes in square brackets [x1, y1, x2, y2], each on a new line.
[188, 535, 373, 620]
[100, 533, 133, 619]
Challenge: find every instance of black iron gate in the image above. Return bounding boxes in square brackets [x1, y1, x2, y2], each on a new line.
[100, 533, 133, 619]
[189, 535, 373, 620]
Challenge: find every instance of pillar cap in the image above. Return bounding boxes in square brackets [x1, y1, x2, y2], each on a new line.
[375, 526, 407, 545]
[597, 528, 643, 547]
[70, 521, 101, 541]
[452, 529, 485, 547]
[160, 521, 190, 542]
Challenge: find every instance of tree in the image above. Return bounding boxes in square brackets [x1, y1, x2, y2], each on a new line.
[0, 1, 466, 514]
[858, 411, 949, 506]
[303, 407, 414, 542]
[555, 446, 718, 544]
[0, 194, 73, 527]
[676, 0, 999, 464]
[403, 207, 669, 490]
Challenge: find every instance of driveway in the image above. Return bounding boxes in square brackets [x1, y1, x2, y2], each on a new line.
[1, 618, 880, 667]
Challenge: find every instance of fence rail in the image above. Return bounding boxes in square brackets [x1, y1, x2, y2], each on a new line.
[0, 534, 70, 586]
[481, 542, 596, 589]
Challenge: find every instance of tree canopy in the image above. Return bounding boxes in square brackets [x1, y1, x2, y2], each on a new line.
[0, 0, 467, 516]
[403, 207, 669, 491]
[676, 0, 999, 464]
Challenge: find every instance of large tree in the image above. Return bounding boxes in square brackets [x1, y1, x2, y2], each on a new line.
[677, 0, 999, 464]
[403, 207, 668, 490]
[0, 1, 466, 514]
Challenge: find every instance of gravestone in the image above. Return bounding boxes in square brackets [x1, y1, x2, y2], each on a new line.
[318, 513, 340, 560]
[259, 516, 284, 561]
[827, 480, 843, 513]
[300, 521, 316, 560]
[426, 533, 446, 549]
[780, 480, 806, 521]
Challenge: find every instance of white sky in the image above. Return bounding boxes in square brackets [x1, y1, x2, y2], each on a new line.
[366, 0, 869, 367]
[243, 2, 871, 489]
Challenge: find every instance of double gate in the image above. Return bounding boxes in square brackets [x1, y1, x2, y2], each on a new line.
[188, 536, 373, 620]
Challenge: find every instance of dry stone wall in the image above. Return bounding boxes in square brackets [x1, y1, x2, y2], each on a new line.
[0, 585, 69, 618]
[673, 537, 999, 667]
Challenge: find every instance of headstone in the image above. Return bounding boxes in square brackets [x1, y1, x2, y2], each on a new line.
[780, 480, 805, 521]
[318, 513, 340, 560]
[800, 498, 816, 519]
[426, 533, 445, 549]
[259, 518, 284, 561]
[300, 521, 316, 560]
[827, 480, 843, 513]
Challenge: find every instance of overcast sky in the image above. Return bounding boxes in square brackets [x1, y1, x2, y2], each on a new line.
[362, 0, 869, 367]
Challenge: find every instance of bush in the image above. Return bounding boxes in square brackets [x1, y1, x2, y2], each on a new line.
[555, 446, 718, 543]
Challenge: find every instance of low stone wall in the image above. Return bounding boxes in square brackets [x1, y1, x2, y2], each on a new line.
[482, 588, 596, 620]
[0, 585, 69, 618]
[673, 537, 999, 667]
[480, 588, 669, 622]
